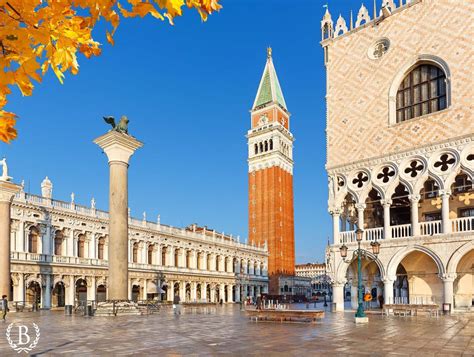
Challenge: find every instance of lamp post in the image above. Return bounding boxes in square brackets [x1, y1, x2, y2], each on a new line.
[339, 228, 380, 322]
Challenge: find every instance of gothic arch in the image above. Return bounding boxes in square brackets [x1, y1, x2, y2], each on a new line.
[336, 250, 385, 282]
[446, 240, 474, 275]
[388, 55, 452, 125]
[386, 245, 445, 279]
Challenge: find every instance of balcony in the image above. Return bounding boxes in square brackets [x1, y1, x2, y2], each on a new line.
[10, 252, 268, 279]
[337, 216, 474, 243]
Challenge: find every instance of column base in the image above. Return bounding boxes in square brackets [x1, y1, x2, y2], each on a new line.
[354, 316, 369, 323]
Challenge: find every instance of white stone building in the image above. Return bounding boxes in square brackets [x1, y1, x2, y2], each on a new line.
[8, 177, 268, 309]
[322, 0, 473, 312]
[295, 263, 330, 296]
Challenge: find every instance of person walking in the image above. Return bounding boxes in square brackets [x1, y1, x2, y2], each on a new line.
[256, 295, 262, 310]
[173, 293, 181, 315]
[1, 295, 9, 321]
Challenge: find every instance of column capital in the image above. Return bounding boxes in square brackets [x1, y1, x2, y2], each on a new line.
[439, 273, 457, 282]
[381, 199, 392, 207]
[0, 181, 21, 203]
[355, 203, 366, 210]
[94, 131, 143, 164]
[408, 194, 421, 203]
[439, 190, 452, 197]
[329, 207, 341, 216]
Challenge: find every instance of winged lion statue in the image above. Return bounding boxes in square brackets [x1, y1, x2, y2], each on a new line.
[103, 115, 129, 134]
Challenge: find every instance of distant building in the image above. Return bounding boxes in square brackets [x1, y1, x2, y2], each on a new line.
[6, 177, 268, 308]
[295, 263, 331, 296]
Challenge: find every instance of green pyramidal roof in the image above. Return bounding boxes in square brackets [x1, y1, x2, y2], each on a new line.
[252, 53, 287, 111]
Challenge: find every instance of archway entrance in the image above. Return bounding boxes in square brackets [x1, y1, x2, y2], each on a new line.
[75, 279, 87, 304]
[454, 249, 474, 309]
[394, 250, 443, 304]
[224, 285, 228, 302]
[52, 282, 65, 307]
[173, 282, 180, 300]
[97, 285, 107, 302]
[206, 285, 211, 302]
[26, 281, 41, 308]
[132, 285, 140, 302]
[394, 265, 409, 303]
[196, 284, 202, 301]
[215, 286, 220, 303]
[185, 283, 191, 302]
[346, 256, 382, 309]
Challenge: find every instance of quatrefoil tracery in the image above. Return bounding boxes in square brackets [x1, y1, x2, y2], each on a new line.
[404, 160, 424, 178]
[434, 153, 456, 172]
[352, 172, 369, 188]
[377, 166, 395, 183]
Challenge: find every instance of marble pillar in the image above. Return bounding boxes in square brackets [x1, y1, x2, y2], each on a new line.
[94, 131, 142, 300]
[0, 180, 21, 300]
[383, 278, 394, 305]
[332, 283, 345, 312]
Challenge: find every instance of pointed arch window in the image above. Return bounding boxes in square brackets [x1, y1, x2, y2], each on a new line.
[396, 63, 447, 123]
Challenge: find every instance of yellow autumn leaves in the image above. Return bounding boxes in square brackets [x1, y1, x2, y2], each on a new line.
[0, 0, 222, 143]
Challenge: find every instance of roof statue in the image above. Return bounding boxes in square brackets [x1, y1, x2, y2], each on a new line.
[0, 158, 12, 182]
[103, 115, 129, 134]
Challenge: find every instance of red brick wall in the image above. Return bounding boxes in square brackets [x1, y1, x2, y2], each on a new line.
[249, 166, 295, 282]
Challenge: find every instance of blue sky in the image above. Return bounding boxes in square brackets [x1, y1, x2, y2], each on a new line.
[1, 0, 367, 262]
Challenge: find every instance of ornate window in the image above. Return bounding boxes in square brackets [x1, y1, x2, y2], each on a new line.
[396, 64, 447, 123]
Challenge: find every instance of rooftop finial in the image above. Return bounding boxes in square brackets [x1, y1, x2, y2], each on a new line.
[267, 46, 272, 59]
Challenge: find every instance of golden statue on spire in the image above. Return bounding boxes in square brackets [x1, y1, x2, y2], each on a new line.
[267, 46, 272, 59]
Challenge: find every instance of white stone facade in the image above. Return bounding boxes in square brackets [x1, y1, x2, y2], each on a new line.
[9, 179, 268, 308]
[322, 0, 474, 312]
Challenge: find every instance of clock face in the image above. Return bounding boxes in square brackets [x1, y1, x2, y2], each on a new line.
[258, 114, 268, 126]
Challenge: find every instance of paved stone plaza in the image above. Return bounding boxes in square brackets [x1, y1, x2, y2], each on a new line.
[0, 305, 472, 356]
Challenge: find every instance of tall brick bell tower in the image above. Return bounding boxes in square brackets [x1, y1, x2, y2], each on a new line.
[248, 48, 295, 295]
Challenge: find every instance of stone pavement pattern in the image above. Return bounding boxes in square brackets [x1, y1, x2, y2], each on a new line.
[0, 305, 472, 356]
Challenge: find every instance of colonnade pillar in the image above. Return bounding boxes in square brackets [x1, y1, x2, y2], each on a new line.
[94, 130, 143, 301]
[383, 278, 394, 305]
[381, 200, 392, 239]
[441, 190, 452, 234]
[409, 195, 420, 237]
[332, 282, 345, 312]
[0, 178, 21, 300]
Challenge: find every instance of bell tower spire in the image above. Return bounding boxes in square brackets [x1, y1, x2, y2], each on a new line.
[247, 48, 295, 295]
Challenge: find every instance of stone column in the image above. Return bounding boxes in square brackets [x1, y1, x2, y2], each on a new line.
[219, 284, 225, 303]
[191, 282, 197, 302]
[383, 278, 394, 305]
[65, 275, 75, 306]
[227, 285, 234, 303]
[94, 131, 142, 301]
[356, 203, 366, 230]
[234, 284, 241, 302]
[0, 180, 21, 300]
[331, 209, 341, 244]
[179, 282, 185, 300]
[142, 279, 148, 300]
[409, 195, 420, 237]
[441, 274, 456, 308]
[87, 276, 96, 302]
[17, 221, 25, 252]
[167, 282, 174, 301]
[202, 283, 207, 302]
[42, 224, 52, 256]
[332, 282, 345, 312]
[89, 235, 96, 260]
[210, 285, 216, 302]
[381, 200, 392, 239]
[42, 274, 52, 309]
[14, 274, 25, 302]
[350, 284, 358, 309]
[440, 190, 452, 234]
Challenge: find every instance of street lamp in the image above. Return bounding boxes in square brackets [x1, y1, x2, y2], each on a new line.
[339, 228, 380, 321]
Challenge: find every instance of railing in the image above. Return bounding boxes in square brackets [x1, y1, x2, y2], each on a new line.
[419, 220, 442, 236]
[12, 194, 267, 254]
[391, 224, 412, 239]
[10, 252, 268, 278]
[452, 216, 474, 233]
[365, 227, 384, 241]
[339, 231, 355, 244]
